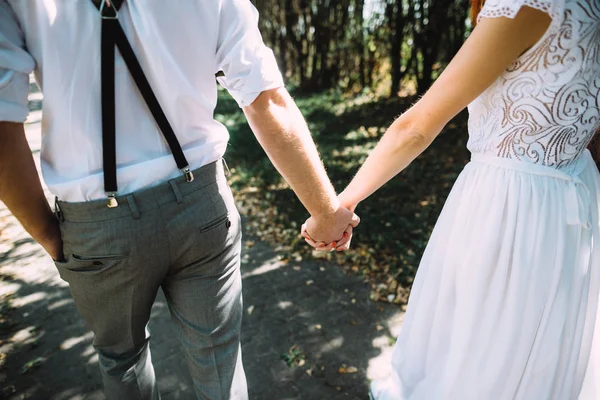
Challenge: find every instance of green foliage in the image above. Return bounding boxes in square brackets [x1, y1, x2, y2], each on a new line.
[281, 345, 306, 368]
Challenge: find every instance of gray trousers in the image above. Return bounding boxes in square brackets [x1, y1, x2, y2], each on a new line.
[53, 160, 247, 400]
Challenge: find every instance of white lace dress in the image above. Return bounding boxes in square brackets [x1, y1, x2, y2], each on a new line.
[371, 1, 600, 399]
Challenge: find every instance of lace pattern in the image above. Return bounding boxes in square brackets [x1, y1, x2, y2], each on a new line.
[468, 0, 600, 168]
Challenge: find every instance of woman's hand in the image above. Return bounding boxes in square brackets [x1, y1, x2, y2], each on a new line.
[301, 206, 360, 251]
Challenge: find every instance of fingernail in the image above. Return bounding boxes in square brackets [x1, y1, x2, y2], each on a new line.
[332, 242, 337, 247]
[343, 232, 349, 238]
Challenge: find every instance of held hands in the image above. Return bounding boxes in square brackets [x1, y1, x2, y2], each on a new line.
[301, 197, 360, 251]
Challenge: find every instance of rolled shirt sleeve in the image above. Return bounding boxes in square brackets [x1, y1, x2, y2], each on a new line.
[215, 0, 284, 108]
[0, 1, 35, 123]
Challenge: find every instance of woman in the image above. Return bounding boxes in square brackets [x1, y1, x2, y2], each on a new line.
[304, 0, 600, 398]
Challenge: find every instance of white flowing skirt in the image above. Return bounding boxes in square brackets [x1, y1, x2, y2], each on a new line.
[371, 151, 600, 400]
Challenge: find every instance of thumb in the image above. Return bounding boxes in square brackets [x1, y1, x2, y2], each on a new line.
[349, 213, 360, 228]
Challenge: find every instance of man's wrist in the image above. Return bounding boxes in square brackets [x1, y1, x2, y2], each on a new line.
[29, 211, 57, 240]
[32, 216, 63, 259]
[311, 197, 341, 222]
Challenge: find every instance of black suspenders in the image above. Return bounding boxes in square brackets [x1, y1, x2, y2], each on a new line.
[93, 0, 193, 208]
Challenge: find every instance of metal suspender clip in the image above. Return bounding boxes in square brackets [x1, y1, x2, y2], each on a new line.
[106, 192, 119, 208]
[54, 197, 65, 222]
[182, 166, 195, 183]
[100, 0, 118, 19]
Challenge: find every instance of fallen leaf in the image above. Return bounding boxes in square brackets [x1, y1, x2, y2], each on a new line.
[21, 357, 44, 374]
[338, 364, 358, 374]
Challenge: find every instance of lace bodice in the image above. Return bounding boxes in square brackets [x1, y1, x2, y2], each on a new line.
[467, 0, 600, 168]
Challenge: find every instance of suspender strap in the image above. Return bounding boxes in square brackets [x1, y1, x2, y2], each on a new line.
[96, 0, 193, 207]
[101, 17, 117, 198]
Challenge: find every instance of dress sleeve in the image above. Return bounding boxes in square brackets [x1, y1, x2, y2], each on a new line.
[0, 1, 35, 123]
[477, 0, 566, 26]
[215, 0, 284, 108]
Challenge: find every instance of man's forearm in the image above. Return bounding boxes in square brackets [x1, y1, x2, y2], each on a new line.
[0, 122, 62, 259]
[243, 88, 340, 218]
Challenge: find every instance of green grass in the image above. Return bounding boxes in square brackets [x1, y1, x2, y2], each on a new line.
[217, 89, 470, 304]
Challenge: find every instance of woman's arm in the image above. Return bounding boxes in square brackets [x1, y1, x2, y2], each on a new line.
[338, 7, 552, 209]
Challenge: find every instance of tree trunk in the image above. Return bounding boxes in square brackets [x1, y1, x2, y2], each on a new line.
[355, 0, 366, 88]
[390, 1, 405, 96]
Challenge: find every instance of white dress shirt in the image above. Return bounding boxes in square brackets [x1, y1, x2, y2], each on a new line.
[0, 0, 284, 202]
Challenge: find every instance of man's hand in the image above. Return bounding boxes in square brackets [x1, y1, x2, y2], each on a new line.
[301, 207, 360, 251]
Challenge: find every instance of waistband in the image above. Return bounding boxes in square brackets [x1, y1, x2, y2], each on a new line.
[470, 151, 593, 230]
[55, 159, 226, 223]
[471, 151, 592, 181]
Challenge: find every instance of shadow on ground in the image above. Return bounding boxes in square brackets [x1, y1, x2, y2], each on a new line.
[0, 219, 401, 400]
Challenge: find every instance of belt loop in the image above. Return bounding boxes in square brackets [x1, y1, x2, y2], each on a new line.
[54, 196, 65, 222]
[169, 180, 184, 204]
[126, 194, 141, 219]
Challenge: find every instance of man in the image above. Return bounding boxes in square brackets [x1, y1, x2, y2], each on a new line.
[0, 0, 358, 398]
